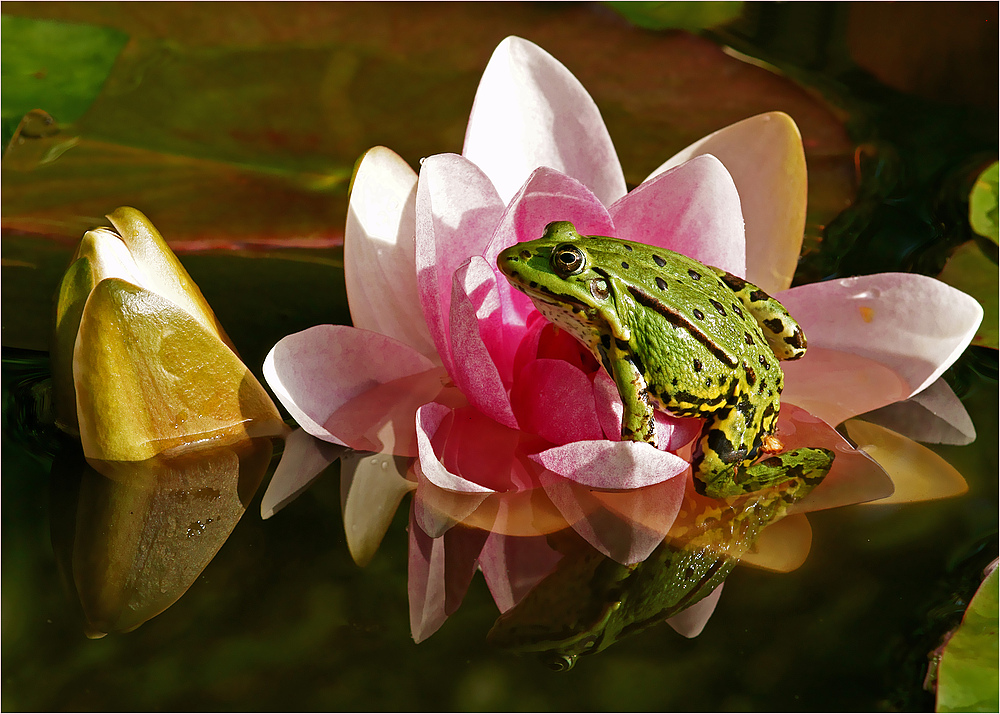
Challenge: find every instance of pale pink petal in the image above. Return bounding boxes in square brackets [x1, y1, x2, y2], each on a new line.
[841, 419, 969, 505]
[538, 476, 685, 564]
[408, 510, 489, 643]
[340, 450, 416, 567]
[463, 36, 626, 207]
[531, 439, 689, 490]
[666, 583, 724, 638]
[591, 370, 702, 449]
[774, 404, 895, 513]
[609, 154, 746, 277]
[484, 166, 617, 265]
[415, 403, 496, 494]
[263, 325, 440, 453]
[345, 146, 437, 359]
[511, 359, 604, 445]
[858, 376, 976, 446]
[448, 261, 519, 428]
[648, 112, 808, 294]
[782, 347, 911, 427]
[478, 533, 563, 613]
[779, 274, 983, 400]
[415, 153, 506, 372]
[260, 428, 345, 519]
[486, 167, 618, 345]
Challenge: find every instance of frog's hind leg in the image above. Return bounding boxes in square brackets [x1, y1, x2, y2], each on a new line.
[693, 426, 835, 499]
[709, 267, 807, 361]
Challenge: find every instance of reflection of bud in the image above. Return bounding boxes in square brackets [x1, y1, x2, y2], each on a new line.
[52, 207, 285, 461]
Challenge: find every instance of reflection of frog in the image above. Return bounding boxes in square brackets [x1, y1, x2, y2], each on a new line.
[487, 449, 834, 670]
[497, 221, 829, 498]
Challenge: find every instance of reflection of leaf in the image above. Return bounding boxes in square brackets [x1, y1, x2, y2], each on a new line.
[936, 566, 999, 713]
[605, 1, 743, 31]
[969, 161, 999, 245]
[1, 15, 128, 144]
[937, 241, 998, 350]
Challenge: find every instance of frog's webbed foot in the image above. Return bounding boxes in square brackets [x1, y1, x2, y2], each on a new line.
[707, 266, 807, 362]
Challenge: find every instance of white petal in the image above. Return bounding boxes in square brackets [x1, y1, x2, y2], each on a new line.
[463, 36, 626, 206]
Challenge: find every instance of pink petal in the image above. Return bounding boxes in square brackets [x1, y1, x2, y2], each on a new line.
[666, 583, 724, 638]
[415, 153, 506, 373]
[447, 260, 519, 428]
[609, 154, 746, 277]
[841, 419, 969, 505]
[858, 376, 976, 446]
[345, 146, 437, 359]
[649, 112, 808, 294]
[531, 439, 689, 490]
[779, 273, 983, 401]
[408, 510, 489, 643]
[463, 36, 626, 207]
[485, 167, 618, 346]
[478, 533, 563, 613]
[511, 359, 604, 445]
[263, 325, 441, 453]
[781, 347, 911, 427]
[484, 166, 617, 265]
[340, 450, 416, 567]
[260, 428, 345, 519]
[538, 476, 686, 564]
[415, 403, 496, 494]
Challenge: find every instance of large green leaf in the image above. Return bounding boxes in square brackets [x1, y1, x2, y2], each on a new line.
[605, 1, 743, 31]
[1, 15, 127, 144]
[937, 567, 999, 713]
[937, 240, 999, 350]
[969, 161, 999, 245]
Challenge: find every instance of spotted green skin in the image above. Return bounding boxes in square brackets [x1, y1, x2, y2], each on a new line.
[487, 448, 835, 670]
[497, 221, 814, 499]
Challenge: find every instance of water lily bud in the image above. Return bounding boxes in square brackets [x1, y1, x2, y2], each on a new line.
[52, 207, 285, 461]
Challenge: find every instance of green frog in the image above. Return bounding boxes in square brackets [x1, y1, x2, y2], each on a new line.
[487, 451, 833, 670]
[496, 221, 827, 499]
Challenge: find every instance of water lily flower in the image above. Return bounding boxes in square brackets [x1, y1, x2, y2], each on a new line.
[50, 207, 286, 635]
[263, 37, 982, 642]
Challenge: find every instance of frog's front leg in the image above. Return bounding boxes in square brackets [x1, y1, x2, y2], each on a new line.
[603, 344, 656, 445]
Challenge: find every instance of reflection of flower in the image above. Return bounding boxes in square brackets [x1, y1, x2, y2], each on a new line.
[53, 207, 286, 461]
[263, 37, 982, 642]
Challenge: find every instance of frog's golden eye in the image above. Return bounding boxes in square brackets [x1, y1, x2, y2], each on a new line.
[552, 244, 586, 277]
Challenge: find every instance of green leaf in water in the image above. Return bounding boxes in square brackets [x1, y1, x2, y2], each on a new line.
[604, 1, 743, 31]
[0, 15, 128, 142]
[969, 161, 999, 245]
[937, 240, 998, 350]
[936, 566, 999, 713]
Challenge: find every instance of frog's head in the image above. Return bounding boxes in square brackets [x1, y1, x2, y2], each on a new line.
[496, 221, 630, 343]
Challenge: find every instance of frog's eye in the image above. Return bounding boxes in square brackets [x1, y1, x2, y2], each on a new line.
[541, 653, 578, 672]
[552, 244, 586, 277]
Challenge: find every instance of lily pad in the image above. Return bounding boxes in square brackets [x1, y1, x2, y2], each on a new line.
[936, 566, 999, 713]
[969, 161, 999, 244]
[937, 240, 998, 350]
[1, 15, 127, 145]
[605, 1, 743, 31]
